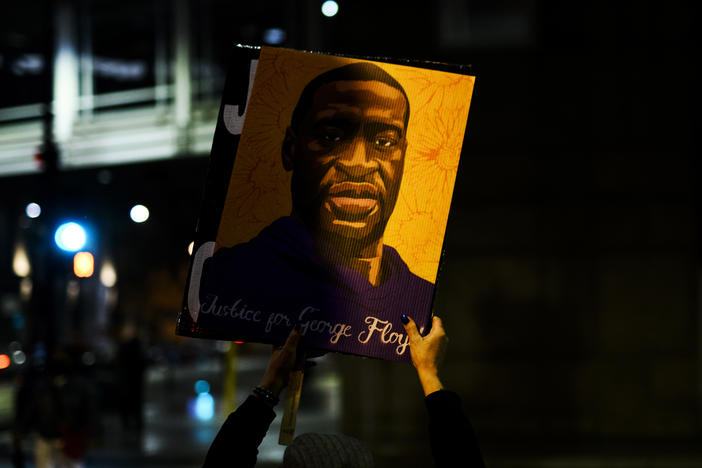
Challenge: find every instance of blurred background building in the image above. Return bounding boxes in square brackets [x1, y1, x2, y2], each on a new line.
[0, 0, 699, 467]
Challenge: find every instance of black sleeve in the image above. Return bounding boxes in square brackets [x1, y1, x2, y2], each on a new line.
[425, 390, 486, 468]
[202, 395, 276, 468]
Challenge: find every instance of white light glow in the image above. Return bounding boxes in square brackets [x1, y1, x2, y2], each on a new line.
[321, 0, 339, 17]
[53, 5, 79, 143]
[130, 204, 149, 223]
[25, 202, 41, 218]
[194, 393, 215, 421]
[187, 241, 194, 256]
[100, 261, 117, 287]
[12, 350, 27, 366]
[55, 222, 87, 252]
[263, 28, 286, 45]
[12, 245, 31, 277]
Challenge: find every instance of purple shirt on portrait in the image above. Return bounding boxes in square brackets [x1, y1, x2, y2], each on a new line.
[198, 217, 434, 361]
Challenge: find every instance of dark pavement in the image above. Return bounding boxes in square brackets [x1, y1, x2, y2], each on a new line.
[0, 348, 340, 468]
[2, 351, 702, 467]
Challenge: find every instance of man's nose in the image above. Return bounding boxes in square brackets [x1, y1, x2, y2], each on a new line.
[336, 138, 376, 177]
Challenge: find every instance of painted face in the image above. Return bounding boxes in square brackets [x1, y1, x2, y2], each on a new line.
[287, 80, 408, 247]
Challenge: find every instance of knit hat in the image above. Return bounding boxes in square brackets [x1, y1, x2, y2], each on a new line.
[283, 432, 374, 468]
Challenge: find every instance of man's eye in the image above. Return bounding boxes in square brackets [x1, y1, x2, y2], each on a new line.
[317, 126, 345, 145]
[374, 136, 397, 148]
[371, 128, 400, 149]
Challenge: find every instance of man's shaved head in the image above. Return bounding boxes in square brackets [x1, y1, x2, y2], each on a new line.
[290, 62, 410, 132]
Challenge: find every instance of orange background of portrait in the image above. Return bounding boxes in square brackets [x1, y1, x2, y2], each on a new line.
[216, 46, 475, 283]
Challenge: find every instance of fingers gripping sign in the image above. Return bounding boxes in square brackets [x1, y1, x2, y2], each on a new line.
[260, 326, 302, 396]
[401, 314, 448, 396]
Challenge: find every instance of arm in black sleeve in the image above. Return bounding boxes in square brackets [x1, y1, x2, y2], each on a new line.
[425, 390, 486, 468]
[202, 395, 276, 468]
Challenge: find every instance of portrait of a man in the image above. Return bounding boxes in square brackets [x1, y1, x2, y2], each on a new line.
[190, 47, 474, 361]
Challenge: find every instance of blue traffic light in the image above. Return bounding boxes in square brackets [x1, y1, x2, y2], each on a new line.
[54, 222, 87, 252]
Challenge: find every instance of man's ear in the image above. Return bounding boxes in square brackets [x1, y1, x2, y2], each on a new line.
[282, 127, 296, 171]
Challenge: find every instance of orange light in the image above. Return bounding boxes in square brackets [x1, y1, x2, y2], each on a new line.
[0, 354, 10, 370]
[73, 251, 94, 278]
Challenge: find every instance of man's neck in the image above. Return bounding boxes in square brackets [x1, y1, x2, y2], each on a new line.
[345, 244, 384, 286]
[318, 233, 385, 286]
[290, 213, 387, 285]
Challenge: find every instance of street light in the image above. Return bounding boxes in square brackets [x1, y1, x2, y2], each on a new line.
[130, 204, 149, 223]
[321, 1, 339, 17]
[54, 222, 87, 252]
[100, 260, 117, 287]
[12, 244, 31, 277]
[25, 202, 41, 218]
[73, 252, 94, 278]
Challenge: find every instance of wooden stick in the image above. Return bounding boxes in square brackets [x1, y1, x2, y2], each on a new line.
[279, 351, 306, 445]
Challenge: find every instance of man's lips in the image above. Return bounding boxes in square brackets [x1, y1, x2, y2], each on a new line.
[328, 181, 378, 198]
[326, 182, 380, 217]
[330, 197, 377, 214]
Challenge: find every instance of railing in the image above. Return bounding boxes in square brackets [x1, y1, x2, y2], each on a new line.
[0, 84, 219, 177]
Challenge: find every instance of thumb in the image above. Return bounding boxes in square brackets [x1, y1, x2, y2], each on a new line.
[430, 316, 444, 333]
[402, 315, 422, 343]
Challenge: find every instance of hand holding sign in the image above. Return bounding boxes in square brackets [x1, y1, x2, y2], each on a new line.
[402, 314, 448, 396]
[259, 325, 302, 397]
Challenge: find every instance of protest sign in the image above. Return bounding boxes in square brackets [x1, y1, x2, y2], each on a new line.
[177, 45, 474, 362]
